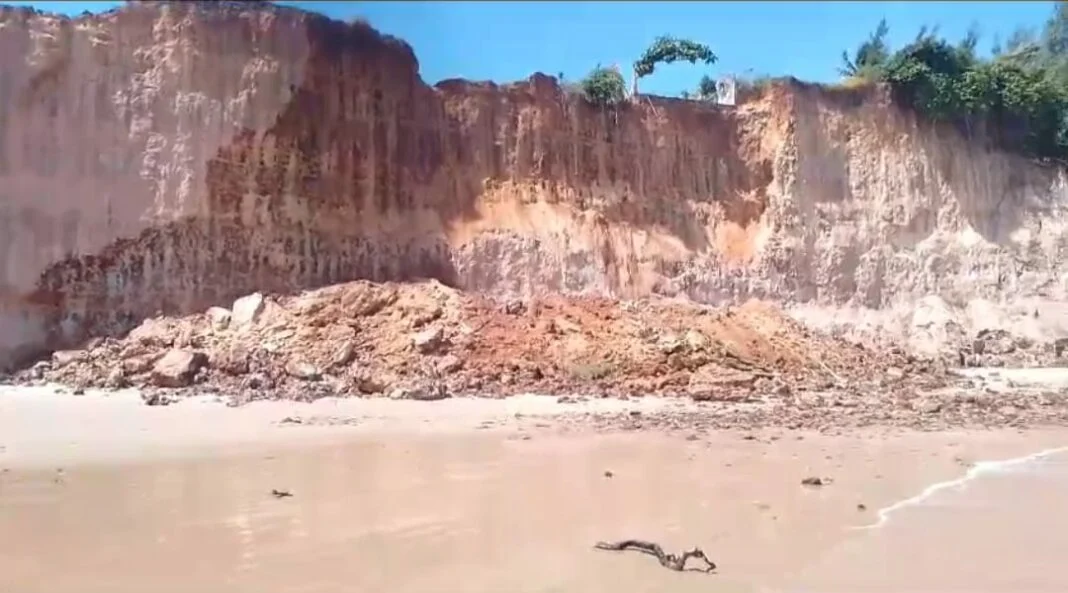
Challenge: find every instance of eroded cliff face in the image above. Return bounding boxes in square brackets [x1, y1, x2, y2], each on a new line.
[2, 0, 1068, 369]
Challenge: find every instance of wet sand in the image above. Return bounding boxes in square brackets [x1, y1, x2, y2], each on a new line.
[1, 386, 1067, 593]
[790, 448, 1068, 593]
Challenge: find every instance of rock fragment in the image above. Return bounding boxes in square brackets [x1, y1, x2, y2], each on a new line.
[388, 382, 450, 401]
[412, 326, 448, 354]
[51, 350, 86, 368]
[286, 361, 322, 381]
[231, 293, 266, 328]
[150, 349, 208, 388]
[207, 307, 232, 331]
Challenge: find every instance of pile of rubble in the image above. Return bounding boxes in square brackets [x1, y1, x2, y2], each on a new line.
[958, 328, 1068, 368]
[14, 280, 949, 406]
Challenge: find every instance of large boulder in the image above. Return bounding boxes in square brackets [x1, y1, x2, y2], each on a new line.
[231, 293, 266, 328]
[150, 349, 208, 388]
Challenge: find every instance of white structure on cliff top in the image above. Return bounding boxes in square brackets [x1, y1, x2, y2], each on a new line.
[716, 76, 736, 106]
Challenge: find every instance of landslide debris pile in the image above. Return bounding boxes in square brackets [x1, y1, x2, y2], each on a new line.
[14, 280, 946, 404]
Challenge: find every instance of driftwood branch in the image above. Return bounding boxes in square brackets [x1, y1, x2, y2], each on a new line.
[594, 539, 716, 572]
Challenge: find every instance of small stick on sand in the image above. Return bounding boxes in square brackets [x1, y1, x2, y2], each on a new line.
[593, 539, 716, 572]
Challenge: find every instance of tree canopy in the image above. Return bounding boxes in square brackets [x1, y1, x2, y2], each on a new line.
[579, 64, 626, 107]
[839, 3, 1068, 160]
[839, 18, 891, 80]
[633, 36, 717, 78]
[632, 36, 716, 96]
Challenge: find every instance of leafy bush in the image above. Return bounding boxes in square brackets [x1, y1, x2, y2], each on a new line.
[840, 10, 1068, 160]
[697, 74, 717, 100]
[580, 65, 626, 107]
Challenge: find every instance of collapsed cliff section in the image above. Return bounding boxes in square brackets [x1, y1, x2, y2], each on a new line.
[21, 282, 1068, 430]
[2, 0, 1068, 374]
[19, 280, 940, 406]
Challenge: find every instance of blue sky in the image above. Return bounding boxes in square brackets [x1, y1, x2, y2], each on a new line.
[7, 1, 1060, 95]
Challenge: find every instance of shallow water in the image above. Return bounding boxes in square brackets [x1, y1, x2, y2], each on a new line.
[790, 449, 1068, 593]
[1, 430, 1065, 593]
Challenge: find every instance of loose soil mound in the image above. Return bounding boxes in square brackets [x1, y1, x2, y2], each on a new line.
[17, 280, 945, 405]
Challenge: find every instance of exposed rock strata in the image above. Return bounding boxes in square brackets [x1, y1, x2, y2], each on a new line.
[2, 1, 1068, 371]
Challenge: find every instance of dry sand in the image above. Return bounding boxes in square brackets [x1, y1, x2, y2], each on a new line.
[0, 385, 695, 468]
[2, 384, 1068, 592]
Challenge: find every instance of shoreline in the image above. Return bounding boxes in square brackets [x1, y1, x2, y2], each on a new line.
[857, 443, 1068, 531]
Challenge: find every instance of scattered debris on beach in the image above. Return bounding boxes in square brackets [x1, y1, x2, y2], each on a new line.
[12, 280, 1068, 430]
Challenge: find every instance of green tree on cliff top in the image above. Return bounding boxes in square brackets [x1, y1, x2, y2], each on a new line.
[836, 5, 1068, 160]
[838, 18, 890, 81]
[580, 64, 627, 106]
[697, 74, 717, 100]
[632, 36, 717, 97]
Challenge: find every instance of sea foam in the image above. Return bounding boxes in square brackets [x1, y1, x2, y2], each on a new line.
[857, 445, 1068, 530]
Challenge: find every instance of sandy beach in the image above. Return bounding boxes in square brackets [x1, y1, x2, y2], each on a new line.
[2, 384, 1068, 593]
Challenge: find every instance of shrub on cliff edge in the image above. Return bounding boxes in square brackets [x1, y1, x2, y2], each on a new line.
[838, 18, 891, 82]
[697, 74, 717, 100]
[839, 11, 1068, 160]
[580, 65, 626, 107]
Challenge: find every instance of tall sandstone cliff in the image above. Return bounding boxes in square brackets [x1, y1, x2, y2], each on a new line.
[2, 0, 1067, 369]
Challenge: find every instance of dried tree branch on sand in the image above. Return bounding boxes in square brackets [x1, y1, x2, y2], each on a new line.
[593, 540, 716, 572]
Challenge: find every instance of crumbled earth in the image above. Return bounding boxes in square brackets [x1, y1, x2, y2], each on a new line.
[536, 387, 1068, 434]
[959, 328, 1068, 368]
[9, 279, 1068, 429]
